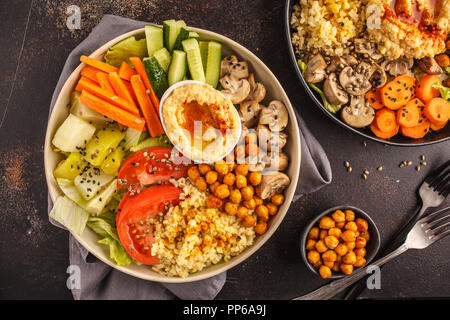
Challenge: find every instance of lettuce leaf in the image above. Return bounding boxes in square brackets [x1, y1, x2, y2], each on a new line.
[297, 59, 342, 114]
[98, 236, 133, 266]
[104, 36, 148, 68]
[432, 83, 450, 100]
[49, 196, 89, 236]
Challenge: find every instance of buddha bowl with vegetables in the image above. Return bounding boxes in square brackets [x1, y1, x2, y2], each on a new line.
[45, 21, 301, 282]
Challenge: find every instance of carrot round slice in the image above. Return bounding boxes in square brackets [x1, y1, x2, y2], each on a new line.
[423, 97, 450, 125]
[381, 75, 416, 110]
[375, 108, 397, 133]
[400, 115, 430, 139]
[416, 75, 441, 103]
[365, 88, 384, 110]
[430, 121, 447, 131]
[396, 98, 423, 128]
[370, 121, 399, 139]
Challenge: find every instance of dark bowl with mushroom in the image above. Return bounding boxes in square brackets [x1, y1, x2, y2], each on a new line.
[284, 0, 450, 146]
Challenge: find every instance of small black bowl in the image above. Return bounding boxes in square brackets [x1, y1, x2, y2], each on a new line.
[300, 205, 381, 279]
[284, 0, 450, 146]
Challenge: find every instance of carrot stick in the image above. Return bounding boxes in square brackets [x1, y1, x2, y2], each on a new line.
[423, 97, 450, 125]
[130, 75, 164, 137]
[109, 72, 137, 107]
[122, 80, 138, 104]
[129, 57, 160, 117]
[80, 90, 145, 131]
[80, 66, 105, 83]
[78, 77, 140, 115]
[75, 76, 97, 91]
[96, 72, 115, 95]
[80, 55, 119, 74]
[119, 61, 137, 81]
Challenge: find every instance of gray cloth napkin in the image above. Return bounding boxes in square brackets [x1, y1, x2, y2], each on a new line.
[47, 14, 331, 300]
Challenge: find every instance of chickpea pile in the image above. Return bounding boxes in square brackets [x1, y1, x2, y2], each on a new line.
[305, 209, 370, 279]
[187, 162, 285, 235]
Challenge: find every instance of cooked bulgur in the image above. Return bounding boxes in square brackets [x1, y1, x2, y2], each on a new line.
[151, 178, 255, 278]
[290, 0, 368, 56]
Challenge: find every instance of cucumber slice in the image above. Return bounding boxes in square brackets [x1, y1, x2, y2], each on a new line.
[163, 20, 186, 52]
[173, 27, 190, 51]
[189, 32, 200, 41]
[199, 41, 209, 72]
[145, 25, 164, 56]
[182, 38, 205, 82]
[84, 126, 125, 167]
[205, 41, 222, 88]
[168, 50, 187, 86]
[143, 57, 169, 98]
[153, 47, 171, 72]
[52, 114, 96, 153]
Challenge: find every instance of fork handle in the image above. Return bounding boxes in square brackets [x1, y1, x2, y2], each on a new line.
[293, 243, 409, 300]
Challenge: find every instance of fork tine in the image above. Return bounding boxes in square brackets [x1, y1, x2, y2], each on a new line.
[427, 219, 450, 236]
[441, 185, 450, 198]
[430, 229, 450, 244]
[429, 167, 450, 189]
[424, 160, 450, 184]
[420, 206, 450, 224]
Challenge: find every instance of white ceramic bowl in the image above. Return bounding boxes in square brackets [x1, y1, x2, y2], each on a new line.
[44, 26, 301, 283]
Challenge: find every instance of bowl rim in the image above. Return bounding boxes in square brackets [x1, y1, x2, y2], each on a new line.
[44, 26, 302, 283]
[283, 0, 450, 147]
[299, 205, 381, 280]
[158, 80, 242, 164]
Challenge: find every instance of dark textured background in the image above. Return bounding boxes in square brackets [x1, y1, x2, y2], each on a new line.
[0, 0, 449, 300]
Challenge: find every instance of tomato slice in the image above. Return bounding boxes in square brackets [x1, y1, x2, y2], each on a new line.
[116, 185, 183, 265]
[117, 147, 191, 191]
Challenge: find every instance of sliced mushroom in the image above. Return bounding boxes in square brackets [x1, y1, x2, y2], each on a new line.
[255, 172, 290, 200]
[266, 151, 289, 171]
[246, 155, 267, 172]
[245, 73, 266, 103]
[240, 101, 261, 128]
[339, 63, 374, 96]
[354, 39, 383, 61]
[381, 58, 414, 76]
[342, 55, 358, 66]
[258, 100, 289, 132]
[341, 95, 375, 128]
[220, 55, 249, 79]
[327, 56, 348, 73]
[417, 57, 443, 75]
[256, 124, 288, 151]
[220, 56, 238, 77]
[220, 75, 251, 104]
[323, 73, 349, 105]
[369, 63, 387, 88]
[305, 54, 327, 83]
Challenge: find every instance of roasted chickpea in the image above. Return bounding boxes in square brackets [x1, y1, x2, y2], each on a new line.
[223, 173, 236, 186]
[229, 189, 242, 204]
[214, 161, 229, 175]
[249, 171, 262, 186]
[205, 170, 219, 184]
[315, 240, 328, 253]
[308, 227, 320, 240]
[305, 239, 316, 251]
[359, 230, 371, 242]
[209, 181, 220, 193]
[271, 194, 285, 206]
[345, 242, 356, 251]
[322, 250, 337, 262]
[341, 230, 357, 242]
[319, 265, 332, 279]
[235, 174, 247, 189]
[435, 54, 450, 68]
[354, 247, 366, 257]
[323, 261, 334, 269]
[254, 196, 263, 206]
[215, 184, 230, 199]
[342, 251, 357, 265]
[224, 201, 238, 216]
[198, 163, 212, 175]
[331, 210, 346, 222]
[345, 221, 358, 232]
[241, 186, 254, 201]
[335, 243, 348, 256]
[344, 209, 355, 221]
[340, 263, 354, 275]
[336, 221, 346, 229]
[243, 198, 257, 210]
[187, 166, 201, 181]
[236, 206, 248, 219]
[206, 195, 222, 209]
[324, 235, 339, 249]
[195, 177, 207, 191]
[227, 161, 235, 173]
[355, 218, 369, 231]
[307, 250, 321, 265]
[256, 205, 269, 222]
[242, 215, 256, 228]
[353, 256, 367, 267]
[255, 222, 268, 235]
[319, 229, 328, 240]
[234, 164, 249, 176]
[446, 38, 450, 50]
[332, 262, 340, 272]
[319, 216, 335, 229]
[355, 236, 367, 248]
[328, 227, 342, 238]
[267, 203, 278, 216]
